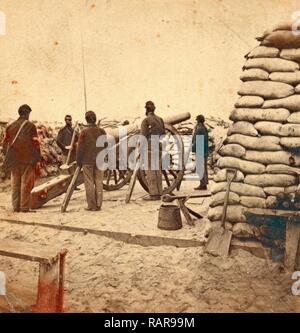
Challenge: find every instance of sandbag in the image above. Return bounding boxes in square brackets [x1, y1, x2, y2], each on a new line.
[247, 46, 279, 58]
[280, 123, 300, 136]
[211, 181, 266, 198]
[280, 137, 300, 149]
[227, 134, 281, 151]
[261, 30, 300, 49]
[280, 48, 300, 62]
[244, 174, 297, 187]
[254, 121, 281, 136]
[266, 196, 277, 208]
[217, 156, 265, 174]
[227, 121, 258, 136]
[262, 95, 300, 111]
[211, 221, 233, 230]
[232, 223, 260, 239]
[269, 72, 300, 86]
[230, 108, 290, 123]
[235, 95, 264, 108]
[263, 186, 298, 196]
[218, 144, 246, 158]
[259, 21, 293, 40]
[213, 169, 244, 182]
[295, 83, 300, 93]
[265, 164, 300, 175]
[287, 112, 300, 123]
[240, 69, 269, 82]
[209, 191, 240, 208]
[244, 57, 299, 72]
[208, 205, 246, 223]
[240, 196, 267, 209]
[238, 81, 294, 99]
[244, 150, 292, 165]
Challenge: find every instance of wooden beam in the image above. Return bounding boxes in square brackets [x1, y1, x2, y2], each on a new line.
[245, 208, 300, 219]
[0, 239, 59, 264]
[285, 219, 300, 271]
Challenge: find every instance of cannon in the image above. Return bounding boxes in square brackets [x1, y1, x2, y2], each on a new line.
[103, 112, 191, 194]
[30, 112, 191, 209]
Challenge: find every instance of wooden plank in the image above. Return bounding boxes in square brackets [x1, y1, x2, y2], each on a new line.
[125, 160, 140, 204]
[284, 219, 300, 271]
[30, 172, 84, 209]
[246, 208, 300, 218]
[186, 207, 203, 219]
[61, 166, 82, 213]
[0, 239, 59, 264]
[0, 218, 204, 248]
[177, 199, 194, 226]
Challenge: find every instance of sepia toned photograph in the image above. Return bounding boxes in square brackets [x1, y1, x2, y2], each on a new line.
[0, 0, 300, 317]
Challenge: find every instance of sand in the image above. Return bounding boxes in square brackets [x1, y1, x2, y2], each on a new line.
[0, 177, 299, 313]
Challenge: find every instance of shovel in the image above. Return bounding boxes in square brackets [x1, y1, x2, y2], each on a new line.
[205, 168, 237, 257]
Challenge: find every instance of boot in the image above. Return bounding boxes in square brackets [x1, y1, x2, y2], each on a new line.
[194, 184, 207, 191]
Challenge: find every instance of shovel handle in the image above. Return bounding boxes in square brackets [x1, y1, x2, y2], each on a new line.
[221, 169, 237, 228]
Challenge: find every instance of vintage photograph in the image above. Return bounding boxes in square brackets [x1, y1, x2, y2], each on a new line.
[0, 0, 300, 314]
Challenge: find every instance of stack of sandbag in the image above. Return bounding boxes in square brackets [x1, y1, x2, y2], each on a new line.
[35, 122, 63, 178]
[208, 21, 300, 248]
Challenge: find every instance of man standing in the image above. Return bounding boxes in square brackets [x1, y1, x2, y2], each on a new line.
[56, 115, 79, 164]
[2, 104, 41, 212]
[76, 111, 106, 211]
[140, 101, 166, 200]
[192, 114, 209, 190]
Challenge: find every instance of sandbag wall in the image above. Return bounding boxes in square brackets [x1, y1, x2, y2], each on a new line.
[208, 21, 300, 250]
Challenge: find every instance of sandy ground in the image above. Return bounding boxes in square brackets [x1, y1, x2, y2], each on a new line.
[0, 177, 299, 313]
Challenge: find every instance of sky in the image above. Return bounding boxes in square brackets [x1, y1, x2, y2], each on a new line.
[0, 0, 299, 123]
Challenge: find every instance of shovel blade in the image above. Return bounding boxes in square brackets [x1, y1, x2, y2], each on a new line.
[205, 227, 232, 257]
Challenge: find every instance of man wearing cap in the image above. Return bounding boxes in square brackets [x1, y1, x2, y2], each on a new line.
[76, 111, 106, 211]
[192, 114, 209, 190]
[140, 101, 166, 200]
[56, 115, 79, 164]
[2, 104, 41, 212]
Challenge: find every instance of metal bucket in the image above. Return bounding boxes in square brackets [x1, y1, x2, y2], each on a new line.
[158, 204, 182, 230]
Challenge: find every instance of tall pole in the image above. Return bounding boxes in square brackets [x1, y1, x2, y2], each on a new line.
[80, 29, 88, 113]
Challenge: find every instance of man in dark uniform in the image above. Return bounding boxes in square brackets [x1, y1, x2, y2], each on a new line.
[76, 111, 106, 211]
[140, 101, 166, 200]
[192, 114, 209, 190]
[56, 115, 79, 164]
[2, 104, 41, 212]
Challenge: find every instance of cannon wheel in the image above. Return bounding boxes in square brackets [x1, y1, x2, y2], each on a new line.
[137, 124, 185, 194]
[103, 169, 133, 191]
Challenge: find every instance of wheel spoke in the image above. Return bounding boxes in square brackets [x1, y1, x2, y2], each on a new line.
[106, 170, 112, 185]
[113, 170, 118, 185]
[168, 169, 178, 179]
[162, 170, 171, 187]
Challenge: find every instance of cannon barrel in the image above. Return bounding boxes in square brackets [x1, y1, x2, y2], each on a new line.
[105, 112, 191, 141]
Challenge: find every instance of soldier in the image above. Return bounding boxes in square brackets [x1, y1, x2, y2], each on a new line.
[76, 111, 106, 211]
[2, 104, 41, 212]
[56, 115, 79, 164]
[192, 114, 209, 190]
[140, 101, 166, 200]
